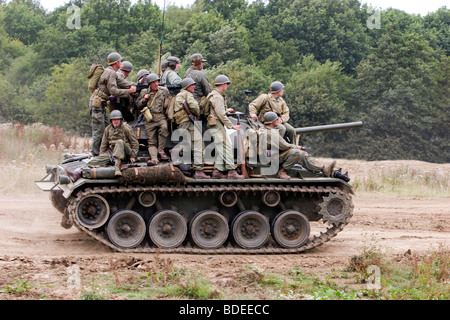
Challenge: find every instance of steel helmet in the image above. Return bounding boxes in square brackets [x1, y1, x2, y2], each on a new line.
[110, 110, 123, 120]
[107, 52, 122, 65]
[146, 73, 160, 84]
[120, 61, 133, 72]
[190, 53, 207, 66]
[161, 60, 169, 71]
[214, 75, 231, 86]
[181, 78, 196, 89]
[167, 56, 181, 64]
[270, 81, 285, 93]
[264, 111, 279, 124]
[137, 69, 149, 81]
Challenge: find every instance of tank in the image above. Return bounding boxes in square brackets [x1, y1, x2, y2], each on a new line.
[35, 116, 363, 254]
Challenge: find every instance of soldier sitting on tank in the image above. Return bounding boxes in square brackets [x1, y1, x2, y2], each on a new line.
[263, 112, 335, 180]
[249, 81, 296, 144]
[65, 110, 139, 181]
[136, 73, 171, 166]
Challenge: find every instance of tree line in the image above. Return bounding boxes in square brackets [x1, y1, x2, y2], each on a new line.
[0, 0, 448, 163]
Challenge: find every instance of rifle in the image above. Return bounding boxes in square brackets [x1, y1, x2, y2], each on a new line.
[182, 100, 202, 133]
[236, 112, 249, 178]
[133, 83, 149, 94]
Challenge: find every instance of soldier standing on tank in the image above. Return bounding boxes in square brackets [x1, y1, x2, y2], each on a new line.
[263, 112, 335, 180]
[65, 110, 139, 181]
[136, 73, 171, 166]
[173, 78, 210, 179]
[90, 52, 136, 156]
[161, 56, 182, 96]
[249, 81, 296, 144]
[206, 75, 244, 180]
[184, 53, 212, 106]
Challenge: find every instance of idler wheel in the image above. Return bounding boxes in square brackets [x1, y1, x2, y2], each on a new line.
[272, 210, 310, 248]
[231, 211, 270, 249]
[148, 210, 187, 249]
[106, 210, 146, 249]
[76, 194, 110, 229]
[190, 211, 229, 249]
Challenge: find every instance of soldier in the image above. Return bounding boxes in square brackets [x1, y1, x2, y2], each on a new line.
[206, 75, 244, 180]
[117, 61, 133, 79]
[136, 73, 171, 166]
[184, 53, 212, 106]
[249, 81, 296, 144]
[90, 52, 136, 156]
[65, 110, 139, 181]
[116, 60, 135, 122]
[263, 112, 335, 180]
[136, 69, 149, 84]
[161, 56, 182, 96]
[173, 78, 210, 179]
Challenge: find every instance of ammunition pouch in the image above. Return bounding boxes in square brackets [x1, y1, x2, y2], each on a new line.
[91, 89, 109, 108]
[173, 109, 189, 124]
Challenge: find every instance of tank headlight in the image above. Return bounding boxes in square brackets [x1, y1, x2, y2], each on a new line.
[59, 175, 71, 185]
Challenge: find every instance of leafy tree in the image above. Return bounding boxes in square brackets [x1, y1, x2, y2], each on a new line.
[2, 0, 46, 45]
[37, 58, 92, 134]
[424, 7, 450, 55]
[349, 29, 443, 161]
[266, 0, 371, 74]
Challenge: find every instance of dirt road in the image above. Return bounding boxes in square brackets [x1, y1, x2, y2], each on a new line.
[0, 190, 448, 300]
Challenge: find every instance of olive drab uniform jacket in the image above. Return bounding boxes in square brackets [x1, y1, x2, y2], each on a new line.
[99, 122, 139, 158]
[174, 89, 200, 125]
[97, 66, 133, 98]
[184, 67, 212, 104]
[136, 86, 170, 116]
[249, 93, 290, 123]
[208, 89, 234, 129]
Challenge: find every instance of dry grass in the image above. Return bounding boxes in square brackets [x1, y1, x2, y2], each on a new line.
[0, 123, 90, 194]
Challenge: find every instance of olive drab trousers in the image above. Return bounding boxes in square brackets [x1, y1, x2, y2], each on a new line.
[85, 140, 133, 167]
[207, 122, 235, 172]
[90, 99, 109, 156]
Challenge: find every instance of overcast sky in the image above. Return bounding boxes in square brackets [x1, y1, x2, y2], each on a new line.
[39, 0, 448, 16]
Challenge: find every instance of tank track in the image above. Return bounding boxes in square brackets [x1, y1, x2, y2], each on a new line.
[66, 183, 353, 254]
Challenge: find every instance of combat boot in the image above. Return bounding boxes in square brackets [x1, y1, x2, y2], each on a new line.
[64, 168, 82, 182]
[114, 158, 122, 177]
[321, 160, 336, 177]
[227, 170, 245, 180]
[194, 170, 210, 179]
[277, 167, 291, 180]
[212, 169, 227, 179]
[159, 152, 170, 161]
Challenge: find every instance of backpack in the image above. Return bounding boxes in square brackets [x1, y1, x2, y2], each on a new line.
[87, 63, 105, 92]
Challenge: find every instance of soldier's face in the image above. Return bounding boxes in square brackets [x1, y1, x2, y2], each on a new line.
[150, 81, 159, 91]
[111, 119, 121, 129]
[186, 84, 195, 93]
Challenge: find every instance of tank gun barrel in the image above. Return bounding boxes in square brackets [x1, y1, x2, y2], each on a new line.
[295, 121, 363, 134]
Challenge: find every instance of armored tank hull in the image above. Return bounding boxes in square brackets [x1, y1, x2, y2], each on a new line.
[36, 119, 361, 254]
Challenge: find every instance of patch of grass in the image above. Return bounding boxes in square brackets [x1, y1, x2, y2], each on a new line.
[353, 166, 449, 197]
[0, 123, 90, 194]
